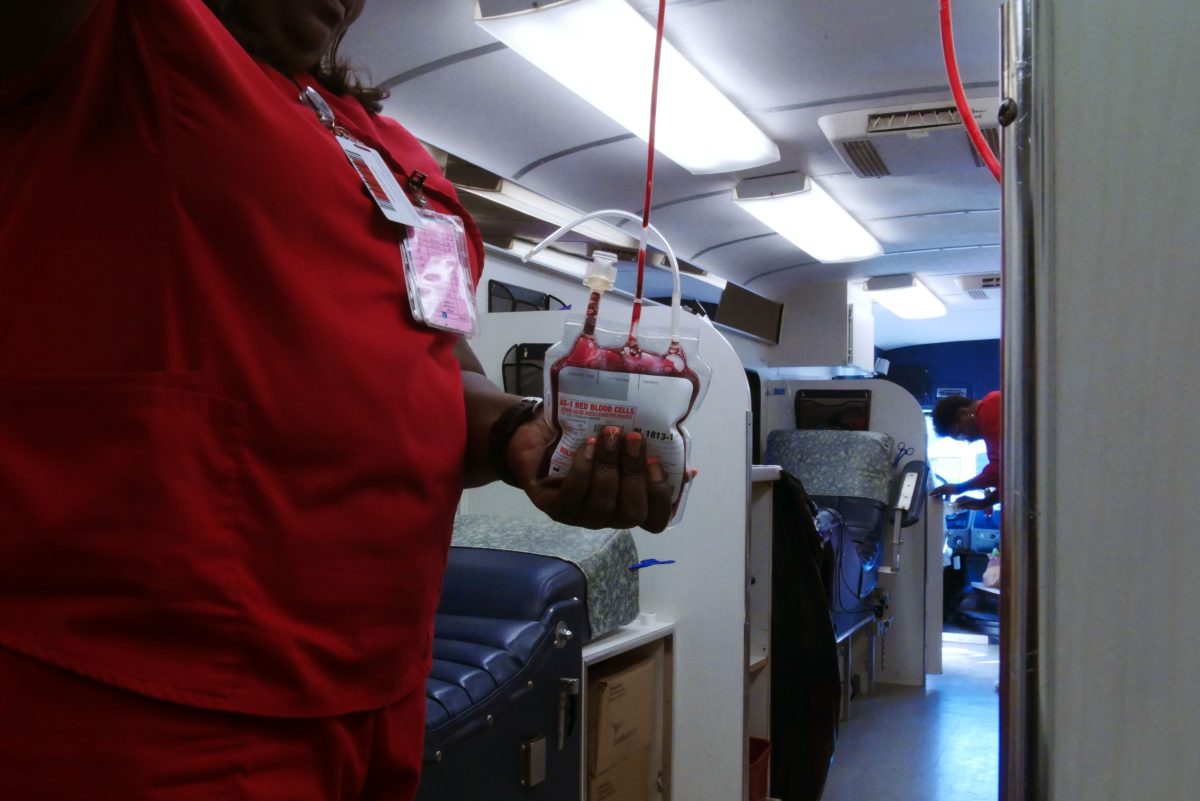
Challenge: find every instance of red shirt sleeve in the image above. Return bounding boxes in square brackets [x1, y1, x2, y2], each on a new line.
[968, 391, 1002, 489]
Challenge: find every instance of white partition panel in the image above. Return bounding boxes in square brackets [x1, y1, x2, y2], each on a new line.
[627, 305, 751, 801]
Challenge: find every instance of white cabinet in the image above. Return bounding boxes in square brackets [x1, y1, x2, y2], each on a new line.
[771, 281, 875, 372]
[581, 622, 675, 801]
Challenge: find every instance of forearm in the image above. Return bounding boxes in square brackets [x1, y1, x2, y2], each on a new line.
[957, 473, 994, 492]
[461, 370, 523, 488]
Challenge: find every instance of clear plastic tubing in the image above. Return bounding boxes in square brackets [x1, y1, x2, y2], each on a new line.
[522, 209, 683, 341]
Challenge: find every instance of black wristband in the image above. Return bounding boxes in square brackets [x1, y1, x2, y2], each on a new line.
[488, 397, 544, 487]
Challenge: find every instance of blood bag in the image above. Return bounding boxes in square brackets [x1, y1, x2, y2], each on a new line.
[540, 250, 711, 527]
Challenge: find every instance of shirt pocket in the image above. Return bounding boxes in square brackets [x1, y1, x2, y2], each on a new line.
[0, 375, 250, 699]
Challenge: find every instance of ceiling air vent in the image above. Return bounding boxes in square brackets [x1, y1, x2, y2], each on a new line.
[956, 273, 1001, 301]
[867, 105, 965, 133]
[842, 139, 890, 177]
[819, 98, 1001, 178]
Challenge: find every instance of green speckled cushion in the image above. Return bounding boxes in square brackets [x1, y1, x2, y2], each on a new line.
[765, 430, 895, 504]
[452, 515, 639, 641]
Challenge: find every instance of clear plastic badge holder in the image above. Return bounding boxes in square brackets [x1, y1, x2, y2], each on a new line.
[523, 210, 712, 528]
[400, 208, 478, 336]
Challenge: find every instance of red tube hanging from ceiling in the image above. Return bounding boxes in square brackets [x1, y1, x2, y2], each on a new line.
[939, 0, 1002, 183]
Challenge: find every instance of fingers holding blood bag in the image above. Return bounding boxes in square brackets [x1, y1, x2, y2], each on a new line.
[511, 422, 670, 532]
[641, 456, 674, 534]
[611, 432, 649, 530]
[576, 426, 622, 529]
[541, 434, 598, 523]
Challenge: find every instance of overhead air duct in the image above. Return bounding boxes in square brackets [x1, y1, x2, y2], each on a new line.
[955, 273, 1002, 301]
[818, 99, 1001, 178]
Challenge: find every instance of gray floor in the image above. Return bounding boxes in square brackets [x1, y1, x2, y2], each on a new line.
[820, 636, 1000, 801]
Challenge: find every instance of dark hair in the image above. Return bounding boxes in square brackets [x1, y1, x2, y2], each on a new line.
[931, 395, 973, 437]
[202, 1, 388, 113]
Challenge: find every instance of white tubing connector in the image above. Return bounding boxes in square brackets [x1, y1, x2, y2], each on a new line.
[585, 250, 618, 293]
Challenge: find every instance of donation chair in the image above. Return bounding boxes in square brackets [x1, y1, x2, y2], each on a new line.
[764, 429, 929, 801]
[415, 517, 641, 801]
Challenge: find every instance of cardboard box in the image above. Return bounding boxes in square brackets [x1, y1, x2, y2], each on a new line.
[588, 746, 651, 801]
[588, 656, 655, 774]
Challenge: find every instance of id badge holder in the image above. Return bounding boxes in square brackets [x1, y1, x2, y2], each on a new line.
[400, 209, 478, 337]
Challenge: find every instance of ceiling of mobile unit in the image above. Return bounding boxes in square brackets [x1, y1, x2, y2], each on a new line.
[343, 0, 1005, 347]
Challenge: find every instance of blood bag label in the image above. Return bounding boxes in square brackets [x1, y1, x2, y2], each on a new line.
[550, 367, 695, 495]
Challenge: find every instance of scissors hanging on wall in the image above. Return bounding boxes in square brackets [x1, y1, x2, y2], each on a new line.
[893, 441, 915, 466]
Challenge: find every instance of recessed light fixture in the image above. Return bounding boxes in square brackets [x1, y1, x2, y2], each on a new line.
[864, 274, 947, 319]
[732, 172, 884, 263]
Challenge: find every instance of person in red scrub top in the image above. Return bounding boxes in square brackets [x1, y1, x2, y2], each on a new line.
[929, 391, 1003, 511]
[0, 2, 669, 799]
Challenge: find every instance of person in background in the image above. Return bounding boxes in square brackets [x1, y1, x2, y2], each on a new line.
[0, 2, 668, 799]
[929, 391, 1002, 511]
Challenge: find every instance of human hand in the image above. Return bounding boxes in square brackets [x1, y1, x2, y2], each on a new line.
[929, 482, 959, 498]
[955, 496, 995, 513]
[506, 421, 674, 533]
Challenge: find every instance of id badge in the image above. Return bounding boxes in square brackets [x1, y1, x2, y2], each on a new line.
[401, 209, 478, 336]
[335, 135, 425, 228]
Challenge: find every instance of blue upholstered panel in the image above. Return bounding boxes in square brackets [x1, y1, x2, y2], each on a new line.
[425, 549, 586, 743]
[426, 677, 473, 719]
[435, 547, 585, 623]
[433, 615, 542, 659]
[432, 639, 523, 686]
[428, 659, 497, 705]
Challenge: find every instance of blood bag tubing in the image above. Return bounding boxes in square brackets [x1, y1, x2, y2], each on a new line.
[523, 209, 683, 341]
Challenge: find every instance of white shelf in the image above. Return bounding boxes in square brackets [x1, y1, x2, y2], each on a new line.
[751, 464, 782, 483]
[583, 619, 675, 665]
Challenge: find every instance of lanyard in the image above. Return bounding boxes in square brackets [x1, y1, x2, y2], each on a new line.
[292, 78, 478, 337]
[294, 80, 428, 220]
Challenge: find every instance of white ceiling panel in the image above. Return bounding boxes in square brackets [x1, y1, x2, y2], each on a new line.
[633, 0, 1003, 110]
[344, 0, 496, 83]
[343, 0, 1007, 345]
[873, 305, 1002, 350]
[869, 210, 1001, 250]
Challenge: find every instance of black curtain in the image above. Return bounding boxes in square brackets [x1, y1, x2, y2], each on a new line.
[769, 471, 841, 801]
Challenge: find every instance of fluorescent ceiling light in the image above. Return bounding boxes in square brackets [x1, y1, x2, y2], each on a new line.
[732, 173, 883, 263]
[864, 274, 947, 319]
[476, 0, 780, 175]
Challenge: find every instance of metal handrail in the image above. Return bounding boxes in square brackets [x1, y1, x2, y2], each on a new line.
[999, 1, 1046, 799]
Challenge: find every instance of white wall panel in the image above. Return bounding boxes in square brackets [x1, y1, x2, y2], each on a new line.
[1040, 2, 1200, 798]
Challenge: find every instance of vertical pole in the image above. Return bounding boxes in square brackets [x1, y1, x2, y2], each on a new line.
[999, 1, 1045, 799]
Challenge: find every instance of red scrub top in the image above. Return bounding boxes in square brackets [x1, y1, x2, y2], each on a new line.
[0, 0, 484, 716]
[972, 391, 1002, 490]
